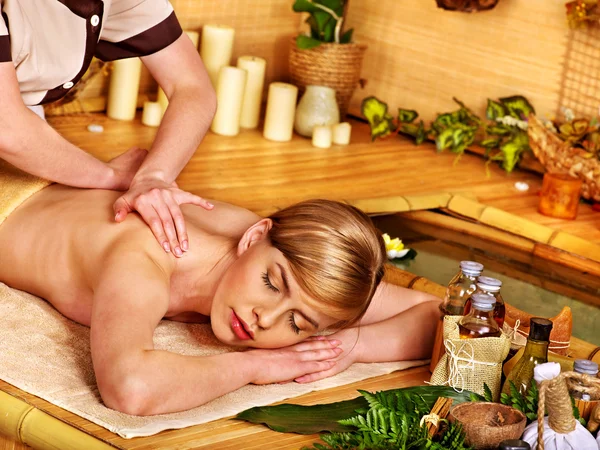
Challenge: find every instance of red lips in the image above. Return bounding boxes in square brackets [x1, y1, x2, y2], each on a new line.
[231, 311, 254, 340]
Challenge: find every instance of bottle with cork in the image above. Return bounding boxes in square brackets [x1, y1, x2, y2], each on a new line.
[429, 261, 483, 371]
[458, 293, 501, 339]
[464, 276, 506, 328]
[501, 317, 553, 396]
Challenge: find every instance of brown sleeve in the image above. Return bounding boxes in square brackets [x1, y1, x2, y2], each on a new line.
[0, 12, 11, 62]
[95, 1, 182, 61]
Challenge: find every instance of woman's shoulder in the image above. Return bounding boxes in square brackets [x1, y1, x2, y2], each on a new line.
[182, 200, 261, 240]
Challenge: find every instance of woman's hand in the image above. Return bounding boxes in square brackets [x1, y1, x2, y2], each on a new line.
[112, 176, 214, 256]
[294, 328, 362, 383]
[245, 338, 343, 385]
[106, 147, 149, 190]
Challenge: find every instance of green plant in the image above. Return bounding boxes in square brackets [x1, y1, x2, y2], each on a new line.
[361, 95, 535, 173]
[293, 0, 354, 49]
[302, 390, 471, 450]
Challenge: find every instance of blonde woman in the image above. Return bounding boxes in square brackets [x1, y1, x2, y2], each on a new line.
[0, 185, 440, 416]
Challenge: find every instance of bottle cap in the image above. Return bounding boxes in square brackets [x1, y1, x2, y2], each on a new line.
[471, 293, 495, 311]
[477, 276, 502, 292]
[528, 318, 553, 342]
[498, 440, 531, 450]
[574, 359, 599, 376]
[460, 261, 483, 276]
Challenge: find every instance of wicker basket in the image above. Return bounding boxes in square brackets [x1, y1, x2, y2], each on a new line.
[289, 38, 367, 118]
[527, 114, 600, 202]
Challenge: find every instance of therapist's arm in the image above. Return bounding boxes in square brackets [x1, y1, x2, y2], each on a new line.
[0, 62, 143, 189]
[112, 33, 217, 257]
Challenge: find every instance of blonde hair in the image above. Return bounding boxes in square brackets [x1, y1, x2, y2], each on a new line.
[268, 199, 386, 329]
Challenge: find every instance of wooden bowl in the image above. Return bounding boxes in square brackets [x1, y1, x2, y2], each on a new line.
[449, 402, 527, 450]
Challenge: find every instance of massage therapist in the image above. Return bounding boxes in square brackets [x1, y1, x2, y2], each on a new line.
[0, 0, 217, 257]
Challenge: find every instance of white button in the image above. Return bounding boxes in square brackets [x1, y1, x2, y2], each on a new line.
[63, 81, 74, 89]
[91, 15, 100, 27]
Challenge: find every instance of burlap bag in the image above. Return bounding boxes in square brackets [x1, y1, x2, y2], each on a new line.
[431, 315, 511, 401]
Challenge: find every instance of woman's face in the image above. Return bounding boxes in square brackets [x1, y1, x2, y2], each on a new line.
[209, 231, 337, 349]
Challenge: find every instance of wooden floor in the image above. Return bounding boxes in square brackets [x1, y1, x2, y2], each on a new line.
[1, 113, 599, 450]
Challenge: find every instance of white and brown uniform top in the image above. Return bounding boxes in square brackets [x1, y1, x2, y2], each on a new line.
[0, 0, 182, 106]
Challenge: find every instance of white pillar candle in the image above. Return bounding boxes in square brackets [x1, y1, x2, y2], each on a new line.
[210, 66, 247, 136]
[263, 82, 298, 142]
[106, 58, 142, 121]
[237, 56, 267, 129]
[141, 101, 162, 127]
[332, 122, 352, 145]
[312, 125, 333, 149]
[200, 24, 235, 88]
[155, 30, 200, 117]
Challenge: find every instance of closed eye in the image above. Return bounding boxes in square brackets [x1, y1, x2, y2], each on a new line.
[261, 271, 279, 293]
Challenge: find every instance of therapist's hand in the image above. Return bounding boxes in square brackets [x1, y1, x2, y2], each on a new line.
[106, 146, 149, 190]
[112, 177, 214, 256]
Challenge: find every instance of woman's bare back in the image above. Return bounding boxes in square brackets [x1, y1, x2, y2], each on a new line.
[0, 185, 260, 325]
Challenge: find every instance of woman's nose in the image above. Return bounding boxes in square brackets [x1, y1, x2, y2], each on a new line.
[253, 305, 282, 330]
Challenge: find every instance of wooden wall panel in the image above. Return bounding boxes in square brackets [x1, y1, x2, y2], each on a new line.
[345, 0, 573, 120]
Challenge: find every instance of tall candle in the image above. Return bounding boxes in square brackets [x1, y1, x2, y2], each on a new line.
[156, 30, 201, 116]
[263, 82, 298, 142]
[200, 24, 235, 88]
[237, 56, 266, 129]
[210, 66, 247, 136]
[106, 58, 142, 121]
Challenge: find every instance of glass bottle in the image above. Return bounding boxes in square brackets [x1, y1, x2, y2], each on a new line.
[463, 276, 506, 328]
[501, 318, 553, 396]
[430, 261, 483, 371]
[571, 359, 599, 400]
[498, 440, 531, 450]
[458, 294, 501, 339]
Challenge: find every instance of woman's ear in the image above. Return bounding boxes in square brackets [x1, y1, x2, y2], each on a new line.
[237, 218, 273, 256]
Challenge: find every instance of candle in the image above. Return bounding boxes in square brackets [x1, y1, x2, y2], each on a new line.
[155, 30, 201, 117]
[263, 82, 298, 142]
[312, 125, 332, 149]
[141, 101, 162, 127]
[106, 58, 142, 121]
[538, 172, 582, 220]
[237, 56, 267, 129]
[210, 66, 247, 136]
[332, 122, 352, 145]
[200, 24, 235, 88]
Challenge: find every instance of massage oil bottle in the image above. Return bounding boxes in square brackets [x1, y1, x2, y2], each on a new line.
[429, 261, 483, 371]
[501, 318, 553, 396]
[458, 294, 501, 339]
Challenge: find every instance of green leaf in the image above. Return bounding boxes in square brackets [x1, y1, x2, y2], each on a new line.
[486, 124, 512, 136]
[398, 109, 419, 123]
[415, 121, 427, 145]
[480, 138, 501, 149]
[499, 131, 529, 172]
[361, 96, 396, 140]
[483, 383, 494, 402]
[237, 385, 477, 435]
[486, 99, 507, 121]
[340, 28, 353, 43]
[296, 35, 323, 49]
[436, 128, 455, 152]
[499, 95, 535, 120]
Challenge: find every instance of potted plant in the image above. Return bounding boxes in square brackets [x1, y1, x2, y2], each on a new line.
[289, 0, 367, 118]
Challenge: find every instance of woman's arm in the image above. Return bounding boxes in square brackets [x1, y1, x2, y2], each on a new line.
[295, 281, 441, 383]
[92, 245, 339, 415]
[112, 33, 218, 256]
[0, 62, 139, 189]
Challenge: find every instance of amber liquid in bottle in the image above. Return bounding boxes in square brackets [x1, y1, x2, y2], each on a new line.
[458, 322, 501, 339]
[464, 300, 505, 328]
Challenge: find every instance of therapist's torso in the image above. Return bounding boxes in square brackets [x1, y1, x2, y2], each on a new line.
[0, 0, 182, 106]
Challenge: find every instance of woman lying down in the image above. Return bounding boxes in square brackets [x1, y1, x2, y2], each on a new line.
[0, 185, 440, 416]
